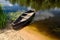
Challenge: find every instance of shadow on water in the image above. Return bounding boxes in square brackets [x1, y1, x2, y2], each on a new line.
[29, 17, 60, 39]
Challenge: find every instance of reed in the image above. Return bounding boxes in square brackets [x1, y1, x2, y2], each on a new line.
[0, 5, 8, 29]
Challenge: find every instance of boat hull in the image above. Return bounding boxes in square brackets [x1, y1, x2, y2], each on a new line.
[12, 13, 35, 30]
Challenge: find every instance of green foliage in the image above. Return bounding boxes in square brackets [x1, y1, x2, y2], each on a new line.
[9, 11, 22, 21]
[9, 0, 60, 11]
[0, 5, 8, 29]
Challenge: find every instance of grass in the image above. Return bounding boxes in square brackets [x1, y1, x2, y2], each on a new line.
[0, 5, 8, 29]
[0, 14, 8, 29]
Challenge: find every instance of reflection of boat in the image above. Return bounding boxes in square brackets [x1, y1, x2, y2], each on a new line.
[12, 10, 35, 30]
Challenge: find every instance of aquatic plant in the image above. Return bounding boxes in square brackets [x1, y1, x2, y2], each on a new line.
[9, 11, 22, 21]
[0, 5, 8, 29]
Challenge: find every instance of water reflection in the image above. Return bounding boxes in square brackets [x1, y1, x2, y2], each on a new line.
[0, 0, 60, 39]
[8, 0, 60, 11]
[33, 9, 60, 39]
[3, 4, 27, 13]
[0, 0, 13, 6]
[0, 0, 28, 13]
[0, 0, 29, 21]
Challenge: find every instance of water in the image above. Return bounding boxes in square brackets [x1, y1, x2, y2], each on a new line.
[0, 0, 60, 24]
[0, 0, 60, 39]
[0, 0, 60, 25]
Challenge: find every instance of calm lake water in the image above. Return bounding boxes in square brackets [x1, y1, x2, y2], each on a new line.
[1, 0, 60, 21]
[0, 0, 60, 39]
